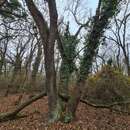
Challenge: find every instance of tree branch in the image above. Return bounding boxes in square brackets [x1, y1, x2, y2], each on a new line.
[0, 92, 46, 122]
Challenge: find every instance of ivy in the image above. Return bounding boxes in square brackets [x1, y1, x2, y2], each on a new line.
[8, 0, 21, 10]
[0, 0, 27, 19]
[79, 0, 122, 81]
[58, 24, 79, 98]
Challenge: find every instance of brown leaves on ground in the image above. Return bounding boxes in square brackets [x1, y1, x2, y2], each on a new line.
[0, 94, 130, 130]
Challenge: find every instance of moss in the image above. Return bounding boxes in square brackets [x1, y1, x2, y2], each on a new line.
[48, 103, 62, 123]
[64, 112, 73, 123]
[48, 98, 67, 123]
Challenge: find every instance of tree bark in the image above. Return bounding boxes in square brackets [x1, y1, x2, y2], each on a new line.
[0, 92, 46, 122]
[64, 0, 121, 122]
[25, 0, 58, 122]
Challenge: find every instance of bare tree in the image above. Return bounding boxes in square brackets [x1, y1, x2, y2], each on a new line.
[25, 0, 58, 121]
[106, 1, 130, 75]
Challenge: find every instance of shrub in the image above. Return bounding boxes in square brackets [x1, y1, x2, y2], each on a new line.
[83, 65, 130, 105]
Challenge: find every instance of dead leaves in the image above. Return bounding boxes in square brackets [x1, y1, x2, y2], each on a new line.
[0, 94, 130, 130]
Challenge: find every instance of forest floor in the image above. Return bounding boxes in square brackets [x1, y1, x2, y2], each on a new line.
[0, 94, 130, 130]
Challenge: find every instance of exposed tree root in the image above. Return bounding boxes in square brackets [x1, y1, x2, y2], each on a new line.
[80, 98, 130, 114]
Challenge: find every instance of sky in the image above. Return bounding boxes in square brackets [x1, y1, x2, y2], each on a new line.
[87, 0, 98, 11]
[56, 0, 98, 34]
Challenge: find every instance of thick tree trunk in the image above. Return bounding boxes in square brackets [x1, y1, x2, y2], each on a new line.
[25, 0, 58, 122]
[44, 47, 57, 120]
[64, 0, 121, 122]
[58, 61, 70, 99]
[57, 61, 73, 121]
[64, 81, 83, 123]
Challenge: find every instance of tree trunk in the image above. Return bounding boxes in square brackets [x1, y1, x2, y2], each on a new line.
[31, 42, 42, 82]
[13, 55, 22, 78]
[125, 56, 130, 76]
[0, 42, 8, 75]
[64, 0, 121, 122]
[25, 0, 58, 122]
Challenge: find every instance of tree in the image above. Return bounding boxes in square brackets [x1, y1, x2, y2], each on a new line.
[64, 0, 122, 122]
[0, 0, 122, 124]
[0, 0, 26, 19]
[106, 1, 130, 75]
[0, 20, 9, 75]
[25, 0, 58, 121]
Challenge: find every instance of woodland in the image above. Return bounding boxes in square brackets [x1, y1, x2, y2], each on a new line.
[0, 0, 130, 129]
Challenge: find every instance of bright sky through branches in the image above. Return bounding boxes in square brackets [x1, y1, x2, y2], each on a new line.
[56, 0, 98, 33]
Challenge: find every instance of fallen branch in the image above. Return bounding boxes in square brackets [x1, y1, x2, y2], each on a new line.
[0, 92, 46, 122]
[1, 92, 130, 122]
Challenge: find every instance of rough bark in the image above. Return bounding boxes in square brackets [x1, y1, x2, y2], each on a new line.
[64, 0, 121, 122]
[25, 0, 58, 122]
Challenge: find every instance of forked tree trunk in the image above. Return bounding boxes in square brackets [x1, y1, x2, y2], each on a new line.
[25, 0, 58, 122]
[0, 0, 121, 124]
[64, 0, 121, 122]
